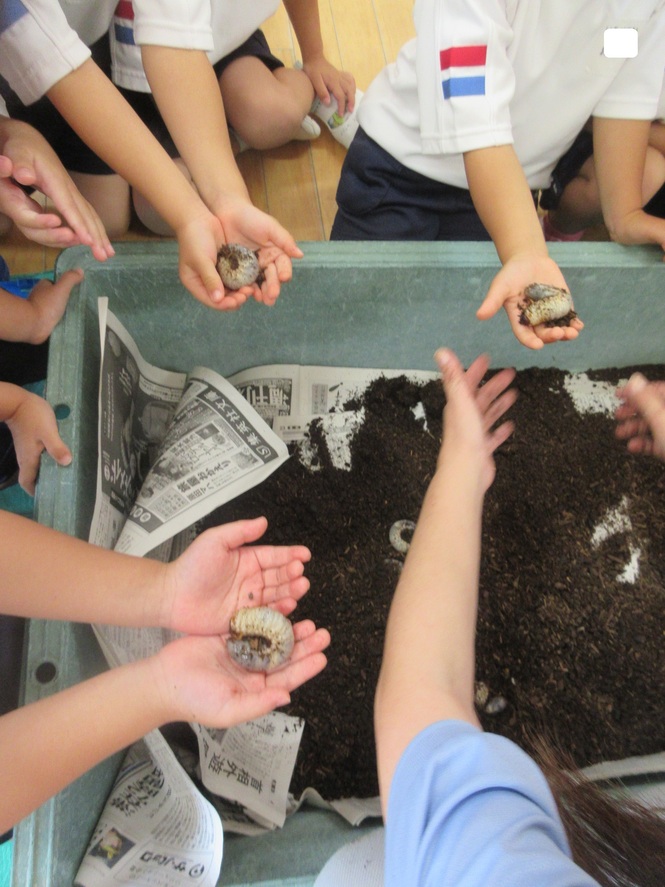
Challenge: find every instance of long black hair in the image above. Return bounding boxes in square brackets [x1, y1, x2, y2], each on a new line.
[532, 736, 665, 887]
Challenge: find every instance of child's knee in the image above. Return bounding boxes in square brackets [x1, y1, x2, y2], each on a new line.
[69, 172, 131, 238]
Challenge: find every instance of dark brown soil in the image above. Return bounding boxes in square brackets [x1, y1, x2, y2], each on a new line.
[200, 367, 665, 801]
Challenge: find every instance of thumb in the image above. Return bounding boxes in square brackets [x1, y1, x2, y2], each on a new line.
[434, 347, 465, 396]
[476, 277, 509, 320]
[224, 688, 291, 726]
[42, 423, 73, 467]
[218, 516, 269, 551]
[57, 267, 85, 293]
[262, 220, 303, 259]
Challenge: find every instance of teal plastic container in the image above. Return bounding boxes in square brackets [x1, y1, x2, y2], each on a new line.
[14, 241, 665, 886]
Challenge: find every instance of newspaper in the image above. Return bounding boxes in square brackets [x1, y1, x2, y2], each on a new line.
[77, 299, 436, 885]
[74, 737, 223, 887]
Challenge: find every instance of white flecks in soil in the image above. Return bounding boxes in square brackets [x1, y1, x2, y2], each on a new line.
[411, 401, 428, 430]
[298, 409, 366, 472]
[590, 495, 641, 583]
[563, 372, 628, 416]
[617, 543, 641, 585]
[591, 496, 632, 547]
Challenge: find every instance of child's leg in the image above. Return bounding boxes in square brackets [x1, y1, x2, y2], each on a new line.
[549, 144, 665, 235]
[547, 156, 602, 234]
[220, 57, 316, 151]
[69, 172, 131, 239]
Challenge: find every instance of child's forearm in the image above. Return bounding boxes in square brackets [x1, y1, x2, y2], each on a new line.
[593, 116, 651, 238]
[464, 144, 547, 262]
[140, 46, 250, 209]
[0, 511, 165, 626]
[648, 120, 665, 155]
[284, 0, 325, 61]
[375, 455, 484, 807]
[0, 656, 167, 833]
[46, 60, 210, 233]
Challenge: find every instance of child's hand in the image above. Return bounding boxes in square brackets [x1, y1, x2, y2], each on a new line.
[3, 387, 72, 495]
[174, 209, 232, 308]
[476, 254, 584, 349]
[215, 200, 303, 309]
[20, 269, 83, 344]
[0, 121, 113, 260]
[607, 208, 665, 254]
[615, 373, 665, 461]
[151, 617, 330, 728]
[303, 56, 356, 116]
[161, 517, 312, 636]
[436, 350, 517, 491]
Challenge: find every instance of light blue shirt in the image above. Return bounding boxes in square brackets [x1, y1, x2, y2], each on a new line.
[385, 720, 600, 887]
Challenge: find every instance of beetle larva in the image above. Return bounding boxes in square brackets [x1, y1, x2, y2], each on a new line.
[227, 606, 295, 672]
[389, 519, 416, 555]
[216, 244, 264, 290]
[519, 282, 576, 327]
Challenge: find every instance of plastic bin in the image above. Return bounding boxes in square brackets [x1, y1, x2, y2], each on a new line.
[14, 240, 665, 886]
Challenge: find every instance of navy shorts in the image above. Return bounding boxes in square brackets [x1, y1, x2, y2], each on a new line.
[0, 29, 282, 175]
[216, 29, 284, 77]
[539, 129, 594, 211]
[330, 128, 493, 241]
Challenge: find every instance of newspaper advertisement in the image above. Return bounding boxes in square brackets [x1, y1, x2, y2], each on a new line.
[90, 299, 289, 558]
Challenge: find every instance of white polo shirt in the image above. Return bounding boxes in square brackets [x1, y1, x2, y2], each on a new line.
[0, 0, 231, 104]
[358, 0, 665, 189]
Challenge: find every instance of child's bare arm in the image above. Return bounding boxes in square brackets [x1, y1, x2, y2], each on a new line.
[284, 0, 355, 113]
[594, 116, 665, 249]
[466, 145, 582, 349]
[0, 624, 329, 834]
[374, 350, 516, 815]
[46, 59, 228, 306]
[139, 45, 303, 306]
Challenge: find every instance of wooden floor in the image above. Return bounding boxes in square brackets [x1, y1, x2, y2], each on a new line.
[1, 0, 416, 276]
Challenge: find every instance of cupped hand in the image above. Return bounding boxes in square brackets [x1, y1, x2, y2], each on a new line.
[215, 200, 303, 308]
[477, 254, 583, 349]
[153, 618, 330, 728]
[163, 517, 312, 635]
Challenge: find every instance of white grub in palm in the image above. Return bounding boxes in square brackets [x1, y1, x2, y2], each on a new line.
[519, 283, 577, 328]
[216, 244, 264, 290]
[226, 606, 295, 672]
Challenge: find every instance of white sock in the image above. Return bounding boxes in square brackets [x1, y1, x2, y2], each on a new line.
[293, 114, 321, 141]
[230, 127, 250, 155]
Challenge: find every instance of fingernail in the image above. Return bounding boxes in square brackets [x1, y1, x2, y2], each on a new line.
[434, 348, 449, 369]
[628, 372, 647, 392]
